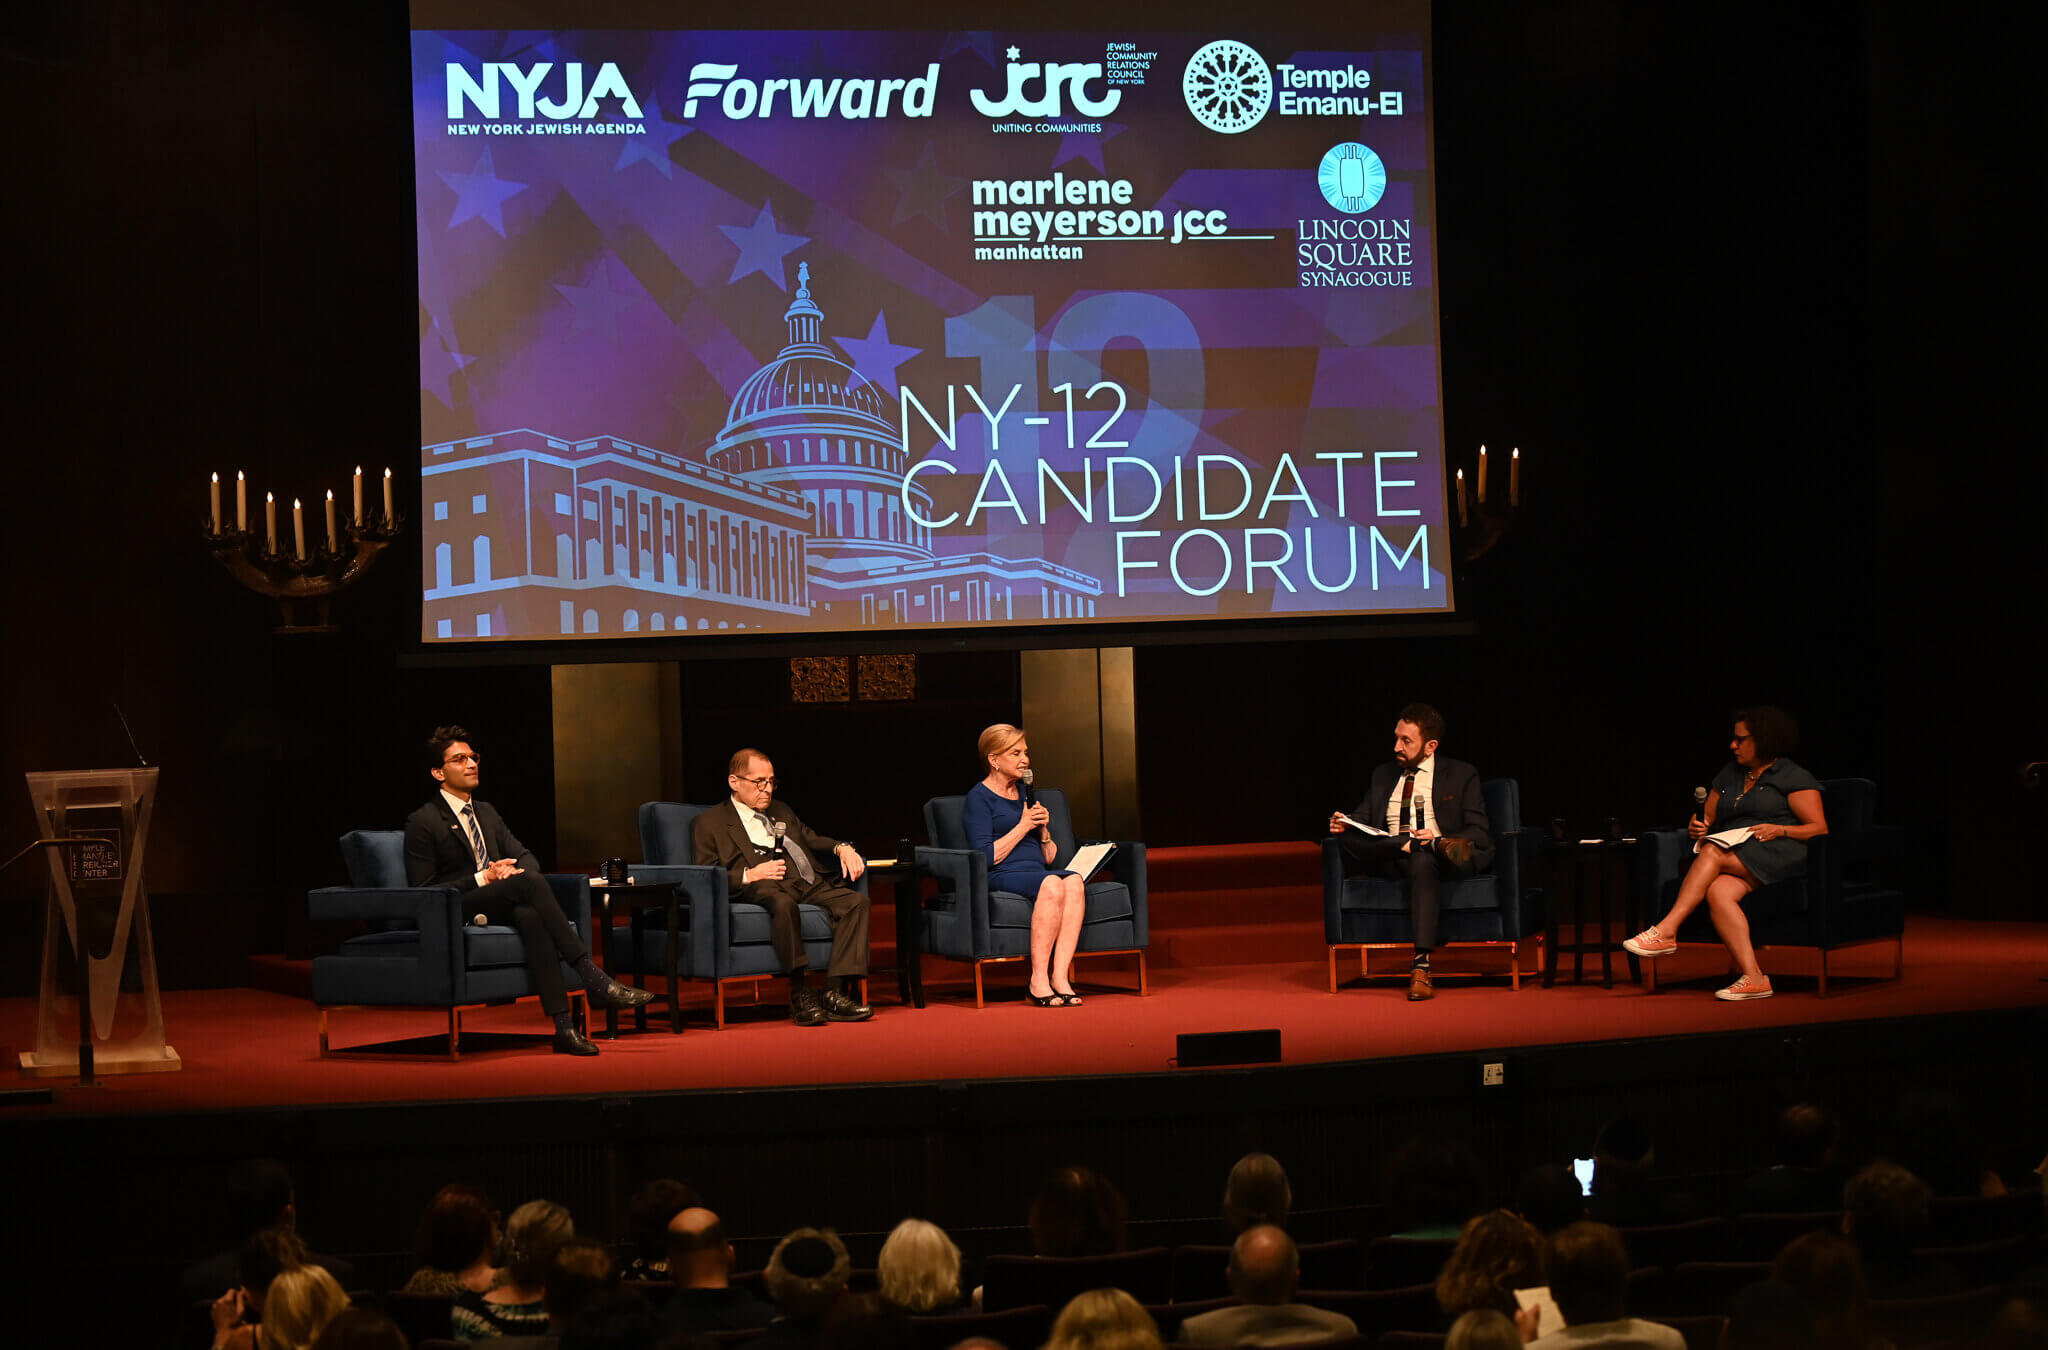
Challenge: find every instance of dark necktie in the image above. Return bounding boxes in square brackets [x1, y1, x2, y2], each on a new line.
[760, 812, 815, 884]
[1399, 772, 1417, 832]
[462, 804, 488, 869]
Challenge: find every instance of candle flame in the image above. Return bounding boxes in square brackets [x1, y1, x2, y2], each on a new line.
[354, 465, 362, 475]
[266, 492, 274, 503]
[293, 498, 302, 509]
[212, 472, 219, 483]
[238, 471, 246, 482]
[326, 489, 334, 501]
[1456, 468, 1464, 480]
[1513, 447, 1520, 458]
[1479, 444, 1487, 454]
[383, 468, 392, 479]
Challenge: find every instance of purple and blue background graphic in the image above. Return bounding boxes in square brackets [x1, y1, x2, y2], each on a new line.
[412, 22, 1445, 642]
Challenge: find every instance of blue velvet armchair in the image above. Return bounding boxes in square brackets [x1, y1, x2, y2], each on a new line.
[614, 801, 865, 1027]
[917, 789, 1148, 1007]
[1321, 777, 1543, 991]
[307, 829, 592, 1058]
[1634, 776, 1903, 995]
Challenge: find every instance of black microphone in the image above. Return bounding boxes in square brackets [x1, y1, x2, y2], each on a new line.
[1019, 769, 1045, 838]
[1691, 785, 1709, 826]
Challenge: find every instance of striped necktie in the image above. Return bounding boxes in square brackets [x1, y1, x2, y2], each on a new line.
[461, 805, 488, 868]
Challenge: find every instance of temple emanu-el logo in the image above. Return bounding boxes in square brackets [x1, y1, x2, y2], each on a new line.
[422, 265, 1101, 640]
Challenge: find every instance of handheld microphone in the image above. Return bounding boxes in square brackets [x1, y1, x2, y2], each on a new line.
[770, 819, 789, 854]
[1692, 785, 1709, 825]
[1018, 767, 1037, 808]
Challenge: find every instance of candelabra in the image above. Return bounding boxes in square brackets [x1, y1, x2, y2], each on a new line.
[1452, 444, 1525, 564]
[204, 471, 401, 631]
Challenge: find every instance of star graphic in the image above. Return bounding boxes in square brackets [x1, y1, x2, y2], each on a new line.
[554, 257, 643, 344]
[884, 142, 966, 231]
[1051, 121, 1127, 174]
[938, 32, 997, 65]
[719, 202, 810, 290]
[1006, 46, 1021, 60]
[419, 324, 476, 407]
[832, 312, 923, 399]
[437, 148, 528, 236]
[615, 96, 688, 178]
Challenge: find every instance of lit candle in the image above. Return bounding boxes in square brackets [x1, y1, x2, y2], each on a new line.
[1476, 444, 1489, 505]
[293, 498, 307, 561]
[383, 468, 394, 523]
[1455, 468, 1468, 528]
[325, 490, 338, 551]
[236, 472, 248, 532]
[352, 466, 364, 525]
[1510, 447, 1521, 507]
[265, 492, 278, 554]
[210, 473, 222, 534]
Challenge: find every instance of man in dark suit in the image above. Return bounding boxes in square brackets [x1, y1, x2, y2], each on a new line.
[693, 748, 872, 1027]
[403, 725, 650, 1056]
[1327, 702, 1493, 1001]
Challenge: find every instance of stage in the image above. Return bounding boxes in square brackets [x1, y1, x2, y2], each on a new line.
[7, 914, 2045, 1119]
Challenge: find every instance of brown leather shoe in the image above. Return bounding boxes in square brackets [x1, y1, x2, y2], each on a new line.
[1436, 835, 1474, 868]
[1407, 965, 1435, 1001]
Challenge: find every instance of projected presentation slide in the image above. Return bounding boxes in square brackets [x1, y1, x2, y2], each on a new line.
[411, 17, 1445, 642]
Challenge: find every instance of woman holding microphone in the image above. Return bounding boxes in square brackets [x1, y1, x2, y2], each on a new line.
[965, 723, 1088, 1006]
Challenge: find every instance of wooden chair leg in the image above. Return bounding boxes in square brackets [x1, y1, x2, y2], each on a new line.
[318, 1008, 331, 1057]
[1327, 947, 1338, 993]
[1510, 942, 1521, 992]
[714, 983, 726, 1029]
[974, 962, 986, 1009]
[1135, 951, 1148, 996]
[448, 1007, 462, 1061]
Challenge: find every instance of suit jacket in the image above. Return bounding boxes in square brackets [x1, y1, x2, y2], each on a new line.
[404, 795, 540, 891]
[692, 799, 845, 895]
[1353, 755, 1495, 870]
[1178, 1302, 1360, 1347]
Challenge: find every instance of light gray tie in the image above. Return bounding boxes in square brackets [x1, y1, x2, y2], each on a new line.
[462, 805, 488, 869]
[761, 813, 815, 884]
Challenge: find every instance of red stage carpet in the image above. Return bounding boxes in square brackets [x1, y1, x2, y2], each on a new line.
[5, 915, 2044, 1120]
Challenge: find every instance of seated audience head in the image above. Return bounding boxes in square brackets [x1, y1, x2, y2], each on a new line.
[1770, 1229, 1874, 1350]
[1590, 1117, 1655, 1198]
[1841, 1160, 1931, 1261]
[559, 1288, 665, 1350]
[766, 1227, 853, 1322]
[624, 1178, 701, 1272]
[1732, 706, 1800, 761]
[239, 1226, 311, 1311]
[1045, 1289, 1163, 1350]
[876, 1217, 962, 1313]
[1436, 1209, 1544, 1319]
[1545, 1222, 1631, 1327]
[1029, 1166, 1128, 1257]
[1445, 1309, 1523, 1350]
[227, 1158, 298, 1239]
[1514, 1164, 1586, 1236]
[1226, 1224, 1299, 1307]
[258, 1265, 350, 1350]
[1980, 1295, 2048, 1350]
[666, 1207, 736, 1289]
[823, 1291, 916, 1350]
[1383, 1134, 1486, 1235]
[1220, 1153, 1292, 1235]
[412, 1182, 500, 1278]
[504, 1199, 576, 1292]
[308, 1309, 408, 1350]
[1720, 1280, 1818, 1350]
[547, 1236, 616, 1326]
[1775, 1103, 1839, 1170]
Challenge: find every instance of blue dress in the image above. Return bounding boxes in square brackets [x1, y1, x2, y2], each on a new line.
[1709, 757, 1824, 885]
[964, 782, 1077, 895]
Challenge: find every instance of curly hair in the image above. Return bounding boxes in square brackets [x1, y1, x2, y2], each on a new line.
[1436, 1210, 1544, 1318]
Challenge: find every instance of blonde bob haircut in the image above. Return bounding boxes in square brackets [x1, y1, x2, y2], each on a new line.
[876, 1217, 962, 1312]
[257, 1265, 349, 1350]
[978, 723, 1026, 766]
[1045, 1288, 1163, 1350]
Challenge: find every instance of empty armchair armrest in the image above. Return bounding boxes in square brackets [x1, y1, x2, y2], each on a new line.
[1110, 842, 1148, 947]
[914, 846, 982, 896]
[308, 885, 456, 924]
[545, 873, 592, 940]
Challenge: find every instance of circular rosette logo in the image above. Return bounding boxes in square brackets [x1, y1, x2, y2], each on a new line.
[1183, 40, 1273, 134]
[1318, 142, 1388, 213]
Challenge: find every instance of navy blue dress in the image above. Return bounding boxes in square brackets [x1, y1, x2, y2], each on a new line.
[1709, 757, 1825, 885]
[964, 782, 1077, 895]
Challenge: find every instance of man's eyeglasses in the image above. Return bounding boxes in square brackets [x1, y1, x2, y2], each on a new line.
[733, 775, 777, 788]
[443, 753, 480, 766]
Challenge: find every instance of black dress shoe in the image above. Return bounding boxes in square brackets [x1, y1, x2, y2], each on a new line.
[790, 985, 829, 1027]
[552, 1027, 600, 1056]
[820, 987, 874, 1022]
[587, 977, 654, 1009]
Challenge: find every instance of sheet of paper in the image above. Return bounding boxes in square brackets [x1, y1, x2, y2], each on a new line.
[1067, 841, 1117, 881]
[1334, 813, 1391, 836]
[1513, 1285, 1564, 1338]
[1696, 825, 1756, 852]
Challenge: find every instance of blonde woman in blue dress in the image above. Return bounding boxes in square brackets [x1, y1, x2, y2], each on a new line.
[964, 723, 1088, 1006]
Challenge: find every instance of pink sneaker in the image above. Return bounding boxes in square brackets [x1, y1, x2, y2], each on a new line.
[1622, 926, 1676, 957]
[1716, 975, 1774, 1001]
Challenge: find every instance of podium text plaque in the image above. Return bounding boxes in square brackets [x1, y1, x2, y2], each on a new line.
[20, 768, 181, 1077]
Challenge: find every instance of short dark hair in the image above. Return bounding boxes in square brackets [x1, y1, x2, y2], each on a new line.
[1844, 1160, 1931, 1259]
[226, 1158, 296, 1237]
[546, 1237, 615, 1322]
[1776, 1104, 1838, 1169]
[1546, 1222, 1629, 1326]
[238, 1225, 309, 1292]
[1398, 702, 1445, 746]
[1514, 1164, 1586, 1236]
[426, 725, 473, 770]
[626, 1178, 701, 1265]
[1028, 1166, 1128, 1258]
[1733, 706, 1799, 761]
[1383, 1135, 1485, 1235]
[1220, 1153, 1291, 1235]
[413, 1183, 499, 1275]
[728, 747, 767, 777]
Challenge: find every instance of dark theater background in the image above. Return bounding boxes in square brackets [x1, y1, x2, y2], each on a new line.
[2, 2, 2041, 1344]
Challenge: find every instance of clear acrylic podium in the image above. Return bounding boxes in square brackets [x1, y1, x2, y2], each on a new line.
[20, 768, 180, 1077]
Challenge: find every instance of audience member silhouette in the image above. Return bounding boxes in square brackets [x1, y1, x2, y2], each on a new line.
[1177, 1225, 1358, 1346]
[261, 1265, 350, 1350]
[619, 1179, 701, 1281]
[1841, 1160, 1963, 1299]
[1736, 1104, 1846, 1215]
[209, 1226, 310, 1350]
[1221, 1153, 1293, 1236]
[405, 1182, 504, 1295]
[1586, 1117, 1697, 1228]
[1718, 1281, 1818, 1350]
[454, 1200, 575, 1340]
[1769, 1230, 1883, 1350]
[1436, 1209, 1545, 1324]
[1043, 1289, 1164, 1350]
[820, 1292, 915, 1350]
[1514, 1164, 1588, 1237]
[1888, 1090, 2008, 1198]
[661, 1207, 775, 1332]
[1528, 1222, 1682, 1349]
[1029, 1167, 1129, 1257]
[183, 1159, 353, 1302]
[754, 1228, 853, 1350]
[1445, 1308, 1524, 1350]
[1384, 1135, 1488, 1238]
[876, 1218, 966, 1315]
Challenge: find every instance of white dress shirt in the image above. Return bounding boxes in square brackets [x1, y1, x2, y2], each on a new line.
[442, 788, 492, 889]
[1383, 755, 1436, 834]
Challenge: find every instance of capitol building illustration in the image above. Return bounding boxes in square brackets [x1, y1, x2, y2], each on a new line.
[422, 265, 1102, 640]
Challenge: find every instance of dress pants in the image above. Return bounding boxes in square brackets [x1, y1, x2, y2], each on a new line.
[473, 870, 587, 1017]
[1337, 835, 1476, 953]
[737, 877, 870, 978]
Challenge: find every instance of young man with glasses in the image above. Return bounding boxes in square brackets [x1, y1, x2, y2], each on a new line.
[692, 747, 873, 1027]
[404, 724, 651, 1055]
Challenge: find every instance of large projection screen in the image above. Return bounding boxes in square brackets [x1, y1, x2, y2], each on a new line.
[411, 17, 1446, 643]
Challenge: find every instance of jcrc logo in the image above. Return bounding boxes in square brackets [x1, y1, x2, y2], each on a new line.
[683, 63, 940, 119]
[971, 46, 1121, 119]
[446, 63, 644, 120]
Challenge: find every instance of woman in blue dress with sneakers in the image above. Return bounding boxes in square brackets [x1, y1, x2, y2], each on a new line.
[964, 723, 1088, 1006]
[1624, 706, 1829, 1001]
